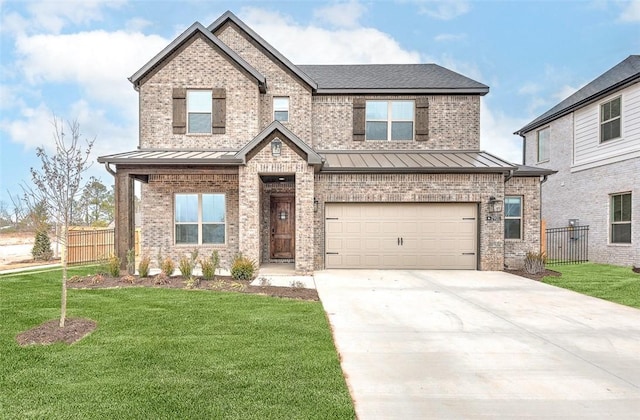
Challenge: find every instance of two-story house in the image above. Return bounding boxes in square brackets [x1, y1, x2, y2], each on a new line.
[516, 55, 639, 267]
[99, 11, 551, 274]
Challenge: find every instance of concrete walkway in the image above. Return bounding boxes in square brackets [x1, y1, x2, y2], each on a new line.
[314, 270, 640, 419]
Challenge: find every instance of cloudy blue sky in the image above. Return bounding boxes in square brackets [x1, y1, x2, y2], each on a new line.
[1, 0, 639, 206]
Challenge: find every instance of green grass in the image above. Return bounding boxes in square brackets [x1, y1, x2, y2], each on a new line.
[0, 267, 355, 419]
[543, 263, 640, 309]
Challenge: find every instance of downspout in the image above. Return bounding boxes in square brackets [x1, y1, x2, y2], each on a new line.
[504, 169, 514, 183]
[103, 162, 116, 177]
[519, 133, 526, 165]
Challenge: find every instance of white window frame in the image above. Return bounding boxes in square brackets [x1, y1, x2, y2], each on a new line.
[600, 96, 621, 143]
[365, 100, 415, 141]
[174, 193, 226, 245]
[537, 127, 550, 162]
[504, 196, 523, 240]
[610, 192, 631, 244]
[187, 90, 212, 134]
[274, 97, 289, 122]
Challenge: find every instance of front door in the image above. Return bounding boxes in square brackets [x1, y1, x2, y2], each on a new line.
[270, 195, 295, 259]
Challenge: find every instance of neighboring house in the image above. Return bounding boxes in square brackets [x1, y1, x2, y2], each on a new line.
[98, 11, 552, 274]
[516, 55, 640, 267]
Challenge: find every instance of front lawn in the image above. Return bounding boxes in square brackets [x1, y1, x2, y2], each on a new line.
[0, 267, 355, 419]
[543, 263, 640, 309]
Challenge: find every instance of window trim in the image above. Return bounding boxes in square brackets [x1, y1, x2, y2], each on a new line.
[600, 96, 621, 143]
[365, 100, 415, 141]
[610, 192, 631, 244]
[187, 89, 212, 135]
[273, 96, 289, 122]
[174, 193, 226, 245]
[504, 196, 523, 240]
[537, 126, 550, 163]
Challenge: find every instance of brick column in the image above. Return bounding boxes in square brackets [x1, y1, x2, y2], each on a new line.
[295, 167, 315, 274]
[238, 166, 260, 263]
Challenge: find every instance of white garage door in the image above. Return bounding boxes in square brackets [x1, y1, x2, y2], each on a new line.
[325, 203, 477, 269]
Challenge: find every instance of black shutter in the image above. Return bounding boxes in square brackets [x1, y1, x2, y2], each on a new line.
[353, 98, 366, 141]
[172, 88, 186, 134]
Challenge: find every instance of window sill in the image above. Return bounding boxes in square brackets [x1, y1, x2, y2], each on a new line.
[536, 159, 549, 164]
[608, 243, 632, 247]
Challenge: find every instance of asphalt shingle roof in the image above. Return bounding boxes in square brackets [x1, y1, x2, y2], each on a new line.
[516, 55, 640, 134]
[298, 64, 489, 94]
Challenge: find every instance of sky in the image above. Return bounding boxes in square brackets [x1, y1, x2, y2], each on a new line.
[1, 0, 639, 206]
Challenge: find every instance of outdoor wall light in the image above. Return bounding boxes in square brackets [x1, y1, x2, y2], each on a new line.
[279, 211, 287, 220]
[271, 138, 282, 156]
[488, 196, 503, 213]
[313, 198, 319, 213]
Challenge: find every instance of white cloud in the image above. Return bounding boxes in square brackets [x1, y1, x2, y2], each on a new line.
[517, 82, 541, 96]
[417, 0, 471, 20]
[553, 84, 579, 101]
[313, 0, 367, 28]
[240, 7, 421, 64]
[619, 0, 640, 22]
[480, 101, 526, 164]
[25, 0, 126, 34]
[125, 17, 152, 32]
[434, 33, 466, 42]
[14, 30, 168, 114]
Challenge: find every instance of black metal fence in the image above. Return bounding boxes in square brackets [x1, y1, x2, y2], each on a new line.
[545, 225, 589, 265]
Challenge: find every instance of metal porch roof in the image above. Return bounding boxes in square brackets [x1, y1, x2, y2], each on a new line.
[97, 149, 241, 165]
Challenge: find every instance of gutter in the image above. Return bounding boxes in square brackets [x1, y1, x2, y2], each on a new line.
[103, 162, 116, 177]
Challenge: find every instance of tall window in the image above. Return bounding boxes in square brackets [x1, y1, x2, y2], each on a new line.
[504, 196, 523, 239]
[611, 193, 631, 244]
[366, 101, 414, 141]
[274, 97, 289, 122]
[601, 97, 621, 142]
[537, 127, 549, 162]
[175, 193, 225, 244]
[187, 90, 212, 134]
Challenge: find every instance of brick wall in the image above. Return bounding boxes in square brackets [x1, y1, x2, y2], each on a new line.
[140, 173, 239, 270]
[312, 95, 480, 150]
[504, 176, 542, 269]
[138, 34, 260, 150]
[313, 173, 504, 270]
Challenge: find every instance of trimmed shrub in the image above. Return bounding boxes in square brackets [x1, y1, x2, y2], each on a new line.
[160, 257, 175, 277]
[200, 250, 220, 281]
[524, 251, 546, 274]
[138, 255, 151, 278]
[107, 254, 121, 277]
[231, 254, 257, 281]
[32, 229, 53, 261]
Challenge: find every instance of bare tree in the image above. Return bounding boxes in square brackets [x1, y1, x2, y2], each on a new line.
[24, 117, 94, 327]
[7, 191, 27, 228]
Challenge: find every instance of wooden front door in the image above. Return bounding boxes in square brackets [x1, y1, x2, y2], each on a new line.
[270, 195, 295, 259]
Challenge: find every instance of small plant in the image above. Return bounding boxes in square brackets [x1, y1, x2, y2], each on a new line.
[290, 280, 305, 289]
[524, 251, 546, 275]
[178, 249, 199, 279]
[200, 250, 220, 281]
[107, 254, 121, 277]
[258, 277, 271, 286]
[126, 248, 136, 275]
[32, 229, 53, 261]
[91, 274, 105, 284]
[68, 275, 81, 283]
[121, 274, 136, 284]
[184, 277, 200, 289]
[231, 253, 257, 281]
[161, 256, 175, 277]
[154, 272, 169, 285]
[138, 255, 151, 278]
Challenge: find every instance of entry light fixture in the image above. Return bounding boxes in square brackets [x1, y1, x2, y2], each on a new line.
[313, 198, 319, 213]
[486, 196, 503, 221]
[279, 210, 287, 220]
[271, 138, 282, 156]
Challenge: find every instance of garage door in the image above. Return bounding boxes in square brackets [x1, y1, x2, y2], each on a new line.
[325, 203, 477, 269]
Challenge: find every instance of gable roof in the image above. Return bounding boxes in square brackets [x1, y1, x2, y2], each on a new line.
[516, 55, 640, 135]
[299, 64, 489, 95]
[208, 11, 318, 90]
[235, 121, 324, 166]
[129, 21, 266, 91]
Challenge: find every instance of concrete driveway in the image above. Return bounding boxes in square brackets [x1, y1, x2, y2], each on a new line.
[314, 270, 640, 419]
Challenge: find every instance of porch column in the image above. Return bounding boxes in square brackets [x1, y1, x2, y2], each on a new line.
[238, 166, 260, 264]
[295, 166, 315, 274]
[114, 171, 135, 270]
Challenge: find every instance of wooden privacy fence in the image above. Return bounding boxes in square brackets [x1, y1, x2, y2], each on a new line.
[66, 227, 114, 264]
[65, 227, 141, 264]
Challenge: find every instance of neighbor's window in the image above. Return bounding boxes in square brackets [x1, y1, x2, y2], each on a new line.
[504, 196, 523, 239]
[187, 90, 212, 134]
[366, 100, 414, 141]
[601, 97, 621, 142]
[175, 193, 225, 244]
[537, 127, 550, 162]
[610, 192, 631, 244]
[274, 97, 289, 122]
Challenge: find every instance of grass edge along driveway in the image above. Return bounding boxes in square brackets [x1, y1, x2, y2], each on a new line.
[0, 267, 355, 420]
[543, 263, 640, 309]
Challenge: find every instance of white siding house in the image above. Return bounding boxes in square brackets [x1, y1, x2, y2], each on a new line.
[516, 55, 640, 267]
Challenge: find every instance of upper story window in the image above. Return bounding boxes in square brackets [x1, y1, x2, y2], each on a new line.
[537, 127, 549, 162]
[274, 97, 289, 122]
[504, 196, 523, 240]
[175, 193, 226, 245]
[366, 100, 414, 141]
[187, 90, 213, 134]
[610, 192, 631, 244]
[600, 97, 621, 142]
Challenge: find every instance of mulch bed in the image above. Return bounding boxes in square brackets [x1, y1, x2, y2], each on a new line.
[16, 318, 97, 347]
[506, 268, 561, 281]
